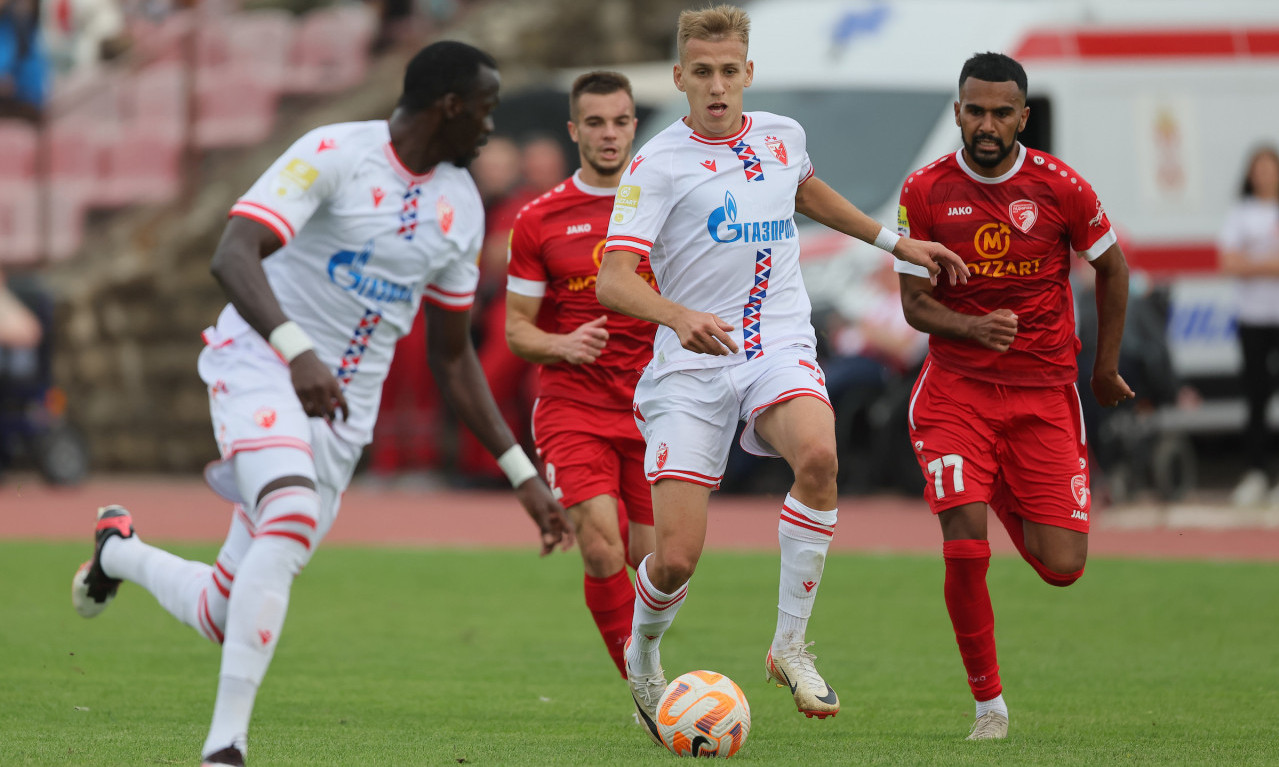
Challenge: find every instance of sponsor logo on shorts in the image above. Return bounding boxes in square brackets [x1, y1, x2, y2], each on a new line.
[897, 204, 910, 237]
[1071, 509, 1089, 521]
[913, 440, 924, 452]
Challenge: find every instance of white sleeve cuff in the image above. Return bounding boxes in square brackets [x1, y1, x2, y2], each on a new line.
[1076, 228, 1118, 261]
[506, 276, 547, 298]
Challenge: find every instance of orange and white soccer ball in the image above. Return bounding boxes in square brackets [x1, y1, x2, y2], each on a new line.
[656, 670, 751, 758]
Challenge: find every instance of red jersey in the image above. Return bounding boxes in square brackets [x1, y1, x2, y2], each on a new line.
[506, 172, 657, 410]
[895, 146, 1116, 386]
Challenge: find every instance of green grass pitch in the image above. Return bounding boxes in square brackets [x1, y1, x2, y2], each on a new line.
[3, 541, 1277, 765]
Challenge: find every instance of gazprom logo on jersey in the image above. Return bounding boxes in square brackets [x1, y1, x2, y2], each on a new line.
[706, 191, 796, 244]
[327, 241, 413, 304]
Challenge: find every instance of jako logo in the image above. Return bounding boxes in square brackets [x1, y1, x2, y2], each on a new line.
[707, 190, 796, 244]
[328, 241, 413, 303]
[947, 206, 972, 216]
[566, 223, 592, 235]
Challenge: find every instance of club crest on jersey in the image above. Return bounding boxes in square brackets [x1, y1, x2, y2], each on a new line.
[613, 184, 640, 225]
[1008, 199, 1038, 233]
[764, 135, 788, 165]
[437, 195, 455, 235]
[371, 187, 385, 208]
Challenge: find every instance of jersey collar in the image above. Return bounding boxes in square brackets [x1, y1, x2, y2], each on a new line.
[685, 114, 753, 145]
[383, 141, 437, 185]
[954, 143, 1026, 185]
[571, 170, 618, 197]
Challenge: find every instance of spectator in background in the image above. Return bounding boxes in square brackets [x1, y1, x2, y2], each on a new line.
[0, 0, 50, 121]
[1219, 145, 1279, 507]
[40, 0, 130, 77]
[0, 269, 41, 348]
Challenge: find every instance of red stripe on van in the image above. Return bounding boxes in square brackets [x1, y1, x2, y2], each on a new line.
[1122, 243, 1216, 276]
[1016, 29, 1279, 60]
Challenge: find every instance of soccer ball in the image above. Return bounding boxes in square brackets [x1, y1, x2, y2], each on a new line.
[656, 670, 751, 758]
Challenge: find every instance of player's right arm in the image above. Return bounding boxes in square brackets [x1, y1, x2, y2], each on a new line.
[898, 274, 1018, 352]
[596, 249, 738, 356]
[505, 293, 609, 365]
[211, 128, 351, 422]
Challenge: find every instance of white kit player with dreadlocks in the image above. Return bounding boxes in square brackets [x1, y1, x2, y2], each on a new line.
[595, 4, 967, 743]
[69, 41, 571, 767]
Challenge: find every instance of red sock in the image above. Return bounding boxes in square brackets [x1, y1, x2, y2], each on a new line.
[943, 539, 1002, 701]
[584, 569, 635, 679]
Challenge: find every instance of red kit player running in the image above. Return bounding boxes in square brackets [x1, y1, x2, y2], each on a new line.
[505, 71, 657, 677]
[895, 52, 1134, 740]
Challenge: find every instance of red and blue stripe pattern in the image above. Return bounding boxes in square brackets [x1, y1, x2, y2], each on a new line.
[397, 183, 422, 240]
[730, 140, 765, 182]
[742, 248, 771, 359]
[336, 309, 382, 388]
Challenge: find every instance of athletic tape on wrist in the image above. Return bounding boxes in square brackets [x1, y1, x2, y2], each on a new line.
[873, 226, 901, 254]
[497, 445, 538, 488]
[268, 320, 315, 363]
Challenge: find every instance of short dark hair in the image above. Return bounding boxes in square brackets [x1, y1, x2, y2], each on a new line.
[569, 71, 634, 121]
[398, 41, 498, 112]
[959, 52, 1027, 97]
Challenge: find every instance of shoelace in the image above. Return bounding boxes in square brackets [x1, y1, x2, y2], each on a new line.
[780, 641, 826, 689]
[630, 670, 667, 706]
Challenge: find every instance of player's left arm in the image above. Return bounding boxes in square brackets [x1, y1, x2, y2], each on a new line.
[425, 303, 574, 554]
[1087, 243, 1136, 407]
[795, 176, 969, 285]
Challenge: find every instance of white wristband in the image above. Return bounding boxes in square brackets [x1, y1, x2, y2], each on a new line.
[497, 445, 538, 488]
[268, 320, 315, 363]
[873, 226, 901, 254]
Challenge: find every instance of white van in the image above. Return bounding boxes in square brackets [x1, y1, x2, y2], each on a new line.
[630, 0, 1279, 431]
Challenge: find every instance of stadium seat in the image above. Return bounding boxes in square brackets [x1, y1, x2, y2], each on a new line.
[288, 5, 377, 95]
[0, 182, 41, 263]
[0, 121, 40, 182]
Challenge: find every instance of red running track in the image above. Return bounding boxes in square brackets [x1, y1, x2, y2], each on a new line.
[3, 474, 1276, 562]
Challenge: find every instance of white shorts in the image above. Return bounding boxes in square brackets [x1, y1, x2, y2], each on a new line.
[198, 329, 363, 522]
[632, 345, 829, 489]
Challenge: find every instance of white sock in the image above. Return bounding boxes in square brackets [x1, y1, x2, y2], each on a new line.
[773, 494, 836, 652]
[628, 555, 687, 673]
[198, 506, 257, 644]
[202, 675, 256, 758]
[100, 534, 211, 635]
[207, 488, 320, 757]
[976, 693, 1008, 719]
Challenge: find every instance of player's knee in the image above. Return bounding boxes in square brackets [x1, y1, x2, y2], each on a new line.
[1033, 553, 1086, 587]
[651, 551, 699, 592]
[791, 441, 838, 492]
[579, 535, 626, 575]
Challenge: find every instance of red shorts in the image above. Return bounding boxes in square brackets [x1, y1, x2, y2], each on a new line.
[906, 359, 1092, 533]
[531, 396, 653, 525]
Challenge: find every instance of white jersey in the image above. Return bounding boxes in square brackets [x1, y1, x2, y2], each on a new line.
[210, 120, 483, 444]
[604, 112, 818, 376]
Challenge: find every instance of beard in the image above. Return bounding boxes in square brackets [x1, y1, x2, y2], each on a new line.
[965, 130, 1018, 169]
[585, 153, 626, 178]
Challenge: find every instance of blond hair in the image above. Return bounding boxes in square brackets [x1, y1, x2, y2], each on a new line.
[677, 5, 750, 61]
